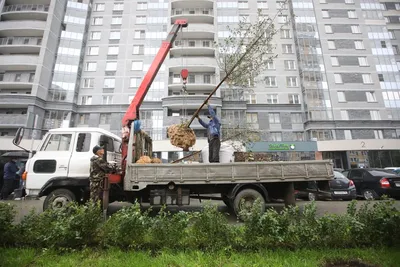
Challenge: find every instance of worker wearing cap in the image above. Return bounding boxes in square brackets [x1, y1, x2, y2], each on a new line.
[196, 102, 221, 163]
[90, 145, 113, 203]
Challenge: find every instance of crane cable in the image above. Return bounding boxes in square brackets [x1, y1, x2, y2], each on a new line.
[180, 26, 188, 122]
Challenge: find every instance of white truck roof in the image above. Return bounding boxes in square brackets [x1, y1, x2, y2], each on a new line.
[48, 127, 121, 141]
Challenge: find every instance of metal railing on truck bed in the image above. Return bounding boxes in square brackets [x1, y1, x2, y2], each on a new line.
[124, 160, 334, 191]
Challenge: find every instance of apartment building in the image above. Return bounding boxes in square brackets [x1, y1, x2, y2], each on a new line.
[0, 0, 399, 167]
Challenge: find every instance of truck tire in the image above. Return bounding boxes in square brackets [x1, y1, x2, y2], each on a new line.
[233, 189, 266, 220]
[43, 189, 76, 211]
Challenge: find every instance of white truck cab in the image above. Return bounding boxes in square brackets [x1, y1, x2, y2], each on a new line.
[22, 127, 121, 208]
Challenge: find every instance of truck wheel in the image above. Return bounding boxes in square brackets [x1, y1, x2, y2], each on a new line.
[233, 189, 266, 220]
[43, 189, 76, 211]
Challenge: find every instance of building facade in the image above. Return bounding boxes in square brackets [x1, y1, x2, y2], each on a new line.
[0, 0, 399, 166]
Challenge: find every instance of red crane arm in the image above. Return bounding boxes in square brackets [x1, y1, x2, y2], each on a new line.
[122, 19, 188, 127]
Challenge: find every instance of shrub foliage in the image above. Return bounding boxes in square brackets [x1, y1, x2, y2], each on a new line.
[0, 199, 399, 250]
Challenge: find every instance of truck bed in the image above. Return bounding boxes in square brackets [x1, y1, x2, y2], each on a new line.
[124, 160, 334, 191]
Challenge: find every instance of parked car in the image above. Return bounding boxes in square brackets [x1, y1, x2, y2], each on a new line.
[343, 168, 400, 200]
[295, 171, 357, 201]
[384, 167, 400, 175]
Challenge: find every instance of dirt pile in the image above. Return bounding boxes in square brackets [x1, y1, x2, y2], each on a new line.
[167, 124, 196, 150]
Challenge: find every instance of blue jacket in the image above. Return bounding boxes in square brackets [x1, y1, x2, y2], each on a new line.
[199, 105, 221, 139]
[4, 161, 18, 180]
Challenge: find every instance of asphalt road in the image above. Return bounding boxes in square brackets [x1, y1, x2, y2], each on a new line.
[3, 198, 400, 223]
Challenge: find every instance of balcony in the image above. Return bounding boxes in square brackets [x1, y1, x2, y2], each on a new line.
[171, 39, 215, 57]
[168, 57, 217, 72]
[171, 0, 214, 9]
[168, 73, 216, 91]
[0, 20, 46, 37]
[162, 95, 222, 109]
[176, 23, 215, 39]
[0, 114, 27, 127]
[0, 55, 39, 71]
[0, 72, 35, 89]
[0, 37, 42, 53]
[171, 8, 214, 24]
[2, 5, 49, 21]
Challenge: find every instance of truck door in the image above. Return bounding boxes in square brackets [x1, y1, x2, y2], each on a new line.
[25, 133, 74, 196]
[68, 132, 94, 178]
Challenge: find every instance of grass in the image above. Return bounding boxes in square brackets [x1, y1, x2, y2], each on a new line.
[0, 248, 399, 267]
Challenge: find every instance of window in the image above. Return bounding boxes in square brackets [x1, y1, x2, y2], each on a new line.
[282, 44, 293, 53]
[76, 133, 91, 152]
[29, 73, 35, 82]
[137, 2, 147, 10]
[362, 74, 373, 84]
[238, 1, 249, 9]
[94, 3, 105, 11]
[286, 77, 298, 87]
[247, 94, 256, 104]
[0, 73, 4, 81]
[280, 29, 291, 39]
[15, 74, 21, 82]
[81, 96, 92, 105]
[265, 76, 277, 87]
[370, 110, 380, 120]
[92, 17, 103, 25]
[278, 15, 288, 23]
[358, 57, 368, 66]
[291, 113, 302, 123]
[113, 2, 124, 11]
[270, 132, 282, 142]
[378, 74, 384, 82]
[331, 57, 339, 66]
[130, 77, 140, 87]
[88, 46, 99, 56]
[328, 40, 336, 49]
[348, 10, 357, 19]
[83, 78, 94, 88]
[289, 94, 300, 104]
[269, 113, 280, 123]
[337, 91, 346, 102]
[351, 25, 361, 34]
[284, 60, 296, 70]
[136, 16, 146, 24]
[131, 61, 143, 71]
[322, 10, 329, 18]
[43, 134, 72, 151]
[33, 160, 56, 173]
[111, 16, 122, 25]
[257, 1, 268, 9]
[203, 74, 211, 84]
[325, 25, 333, 33]
[133, 45, 144, 55]
[374, 130, 383, 139]
[267, 94, 278, 104]
[85, 62, 97, 71]
[246, 113, 258, 124]
[37, 38, 42, 45]
[105, 62, 117, 71]
[134, 30, 145, 39]
[108, 46, 119, 55]
[380, 41, 386, 48]
[103, 78, 115, 88]
[334, 74, 343, 84]
[354, 40, 364, 50]
[90, 31, 101, 40]
[100, 113, 111, 124]
[345, 0, 354, 3]
[202, 41, 210, 47]
[366, 92, 376, 102]
[102, 96, 113, 104]
[109, 31, 121, 40]
[266, 61, 275, 69]
[344, 130, 352, 140]
[341, 110, 349, 120]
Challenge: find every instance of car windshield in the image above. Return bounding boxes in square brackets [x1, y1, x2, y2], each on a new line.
[334, 171, 348, 180]
[369, 170, 397, 176]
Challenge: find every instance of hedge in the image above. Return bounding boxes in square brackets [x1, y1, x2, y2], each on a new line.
[0, 199, 399, 251]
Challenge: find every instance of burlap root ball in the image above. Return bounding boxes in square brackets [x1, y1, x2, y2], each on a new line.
[151, 157, 162, 163]
[167, 124, 196, 150]
[136, 156, 152, 164]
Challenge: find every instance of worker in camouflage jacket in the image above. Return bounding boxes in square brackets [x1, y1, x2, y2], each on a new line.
[90, 145, 113, 203]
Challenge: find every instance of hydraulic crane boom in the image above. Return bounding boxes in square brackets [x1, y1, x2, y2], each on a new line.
[121, 19, 188, 165]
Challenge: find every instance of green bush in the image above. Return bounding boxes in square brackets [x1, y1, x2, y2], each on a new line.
[0, 203, 16, 246]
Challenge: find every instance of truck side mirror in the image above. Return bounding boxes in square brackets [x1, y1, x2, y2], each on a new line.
[13, 127, 25, 146]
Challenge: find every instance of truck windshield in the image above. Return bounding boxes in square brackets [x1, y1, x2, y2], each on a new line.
[41, 134, 72, 151]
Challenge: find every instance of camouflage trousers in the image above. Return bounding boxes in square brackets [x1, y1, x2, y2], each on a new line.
[90, 180, 103, 204]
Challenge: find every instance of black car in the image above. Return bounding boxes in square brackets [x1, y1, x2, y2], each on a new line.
[295, 171, 357, 201]
[343, 168, 400, 200]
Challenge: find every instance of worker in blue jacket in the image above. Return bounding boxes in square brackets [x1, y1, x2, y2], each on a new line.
[196, 102, 221, 163]
[1, 158, 19, 200]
